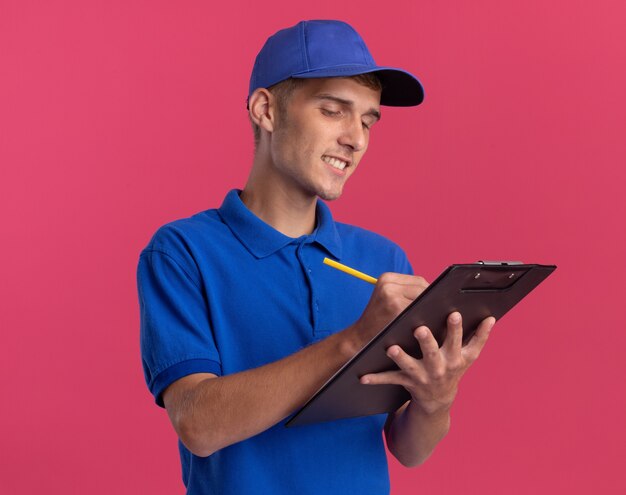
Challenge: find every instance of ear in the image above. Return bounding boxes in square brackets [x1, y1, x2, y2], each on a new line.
[248, 88, 276, 134]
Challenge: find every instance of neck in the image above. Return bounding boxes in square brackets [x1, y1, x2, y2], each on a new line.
[241, 170, 317, 239]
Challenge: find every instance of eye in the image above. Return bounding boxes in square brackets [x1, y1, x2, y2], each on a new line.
[362, 119, 376, 130]
[321, 108, 342, 117]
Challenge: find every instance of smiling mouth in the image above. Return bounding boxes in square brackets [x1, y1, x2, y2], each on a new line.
[322, 155, 349, 171]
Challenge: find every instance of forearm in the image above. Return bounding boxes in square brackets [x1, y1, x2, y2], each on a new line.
[384, 400, 451, 467]
[168, 326, 363, 457]
[166, 272, 430, 458]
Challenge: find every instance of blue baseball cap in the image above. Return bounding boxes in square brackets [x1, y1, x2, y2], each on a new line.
[248, 20, 424, 107]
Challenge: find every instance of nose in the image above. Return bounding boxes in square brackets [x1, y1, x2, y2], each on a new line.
[337, 116, 367, 152]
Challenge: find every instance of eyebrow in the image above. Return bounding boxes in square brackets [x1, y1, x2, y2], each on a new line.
[314, 94, 382, 122]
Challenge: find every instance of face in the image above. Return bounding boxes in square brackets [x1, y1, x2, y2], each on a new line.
[268, 77, 381, 201]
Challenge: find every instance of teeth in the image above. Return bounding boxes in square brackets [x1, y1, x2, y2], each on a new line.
[322, 155, 348, 171]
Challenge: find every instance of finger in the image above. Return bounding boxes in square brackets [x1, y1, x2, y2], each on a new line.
[400, 284, 427, 302]
[360, 370, 411, 388]
[414, 326, 442, 369]
[375, 277, 428, 309]
[385, 344, 423, 378]
[377, 272, 429, 287]
[377, 274, 429, 301]
[462, 316, 496, 362]
[442, 312, 463, 354]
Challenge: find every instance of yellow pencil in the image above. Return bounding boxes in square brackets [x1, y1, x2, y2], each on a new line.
[322, 257, 378, 285]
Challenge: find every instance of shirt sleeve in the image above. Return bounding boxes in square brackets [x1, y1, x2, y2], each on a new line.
[394, 244, 414, 276]
[137, 239, 222, 407]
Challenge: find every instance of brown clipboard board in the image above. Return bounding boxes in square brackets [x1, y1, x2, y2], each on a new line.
[286, 262, 556, 427]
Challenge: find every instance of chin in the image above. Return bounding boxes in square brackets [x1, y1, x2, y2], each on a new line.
[317, 190, 343, 201]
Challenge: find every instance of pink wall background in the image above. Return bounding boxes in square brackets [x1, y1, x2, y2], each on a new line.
[1, 1, 625, 493]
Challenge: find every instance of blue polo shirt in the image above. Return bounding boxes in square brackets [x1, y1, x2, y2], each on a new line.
[138, 189, 413, 494]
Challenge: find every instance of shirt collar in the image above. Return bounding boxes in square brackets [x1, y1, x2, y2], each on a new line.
[217, 189, 342, 259]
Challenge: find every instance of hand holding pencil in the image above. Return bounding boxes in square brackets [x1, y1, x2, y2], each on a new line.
[323, 257, 429, 353]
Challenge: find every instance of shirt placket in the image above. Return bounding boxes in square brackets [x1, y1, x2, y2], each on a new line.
[295, 240, 321, 338]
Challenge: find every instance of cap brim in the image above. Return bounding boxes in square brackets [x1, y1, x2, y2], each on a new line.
[293, 65, 424, 107]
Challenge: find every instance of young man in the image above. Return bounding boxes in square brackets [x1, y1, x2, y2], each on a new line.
[138, 20, 494, 494]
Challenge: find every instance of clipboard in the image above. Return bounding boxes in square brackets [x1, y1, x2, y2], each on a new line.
[286, 261, 556, 427]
